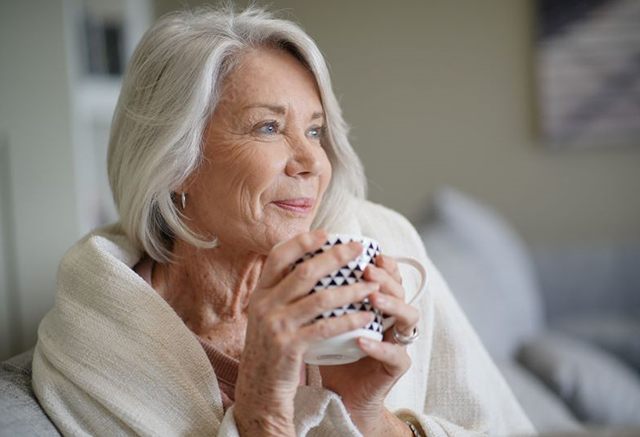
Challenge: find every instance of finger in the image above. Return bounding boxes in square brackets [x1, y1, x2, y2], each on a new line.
[363, 265, 405, 300]
[288, 281, 379, 326]
[259, 229, 327, 289]
[369, 292, 419, 336]
[375, 254, 402, 285]
[274, 240, 364, 303]
[357, 337, 411, 377]
[299, 311, 374, 343]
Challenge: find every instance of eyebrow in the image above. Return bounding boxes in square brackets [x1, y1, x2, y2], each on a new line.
[242, 104, 325, 121]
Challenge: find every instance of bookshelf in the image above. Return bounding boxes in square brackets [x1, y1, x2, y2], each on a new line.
[64, 0, 153, 234]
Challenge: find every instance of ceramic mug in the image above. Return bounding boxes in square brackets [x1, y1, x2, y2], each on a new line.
[290, 233, 427, 365]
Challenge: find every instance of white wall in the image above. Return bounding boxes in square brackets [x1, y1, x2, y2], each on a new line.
[0, 0, 79, 357]
[0, 135, 15, 359]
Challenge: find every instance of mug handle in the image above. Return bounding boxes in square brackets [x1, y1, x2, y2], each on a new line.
[380, 255, 427, 332]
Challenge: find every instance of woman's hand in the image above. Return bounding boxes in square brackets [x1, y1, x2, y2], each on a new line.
[234, 229, 380, 436]
[319, 254, 421, 437]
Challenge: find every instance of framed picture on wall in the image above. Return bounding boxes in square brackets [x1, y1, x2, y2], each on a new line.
[536, 0, 640, 148]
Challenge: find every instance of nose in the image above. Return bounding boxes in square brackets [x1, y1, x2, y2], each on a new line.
[284, 134, 323, 178]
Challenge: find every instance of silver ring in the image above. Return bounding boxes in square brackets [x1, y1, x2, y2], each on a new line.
[392, 326, 419, 345]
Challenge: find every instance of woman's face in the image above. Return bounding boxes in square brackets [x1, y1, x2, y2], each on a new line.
[184, 47, 332, 254]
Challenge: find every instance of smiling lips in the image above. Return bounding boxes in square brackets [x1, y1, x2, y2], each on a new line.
[272, 197, 315, 214]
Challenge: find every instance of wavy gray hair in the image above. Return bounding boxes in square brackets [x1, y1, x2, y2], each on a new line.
[107, 5, 366, 262]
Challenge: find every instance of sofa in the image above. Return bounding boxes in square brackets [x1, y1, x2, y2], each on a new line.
[0, 349, 60, 435]
[2, 187, 640, 436]
[418, 186, 640, 434]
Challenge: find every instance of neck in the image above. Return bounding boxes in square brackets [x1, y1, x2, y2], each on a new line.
[153, 239, 266, 359]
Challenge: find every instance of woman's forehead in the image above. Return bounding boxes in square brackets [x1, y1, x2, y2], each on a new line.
[219, 48, 322, 111]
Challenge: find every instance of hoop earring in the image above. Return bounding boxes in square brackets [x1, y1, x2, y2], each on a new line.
[180, 192, 187, 210]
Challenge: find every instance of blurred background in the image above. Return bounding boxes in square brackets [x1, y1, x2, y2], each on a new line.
[1, 0, 639, 432]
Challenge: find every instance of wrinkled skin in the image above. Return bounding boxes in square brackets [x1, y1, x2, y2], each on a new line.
[152, 47, 419, 437]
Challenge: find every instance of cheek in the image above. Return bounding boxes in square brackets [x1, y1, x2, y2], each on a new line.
[318, 148, 333, 193]
[214, 146, 287, 207]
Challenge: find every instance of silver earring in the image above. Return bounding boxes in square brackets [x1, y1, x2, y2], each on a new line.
[180, 192, 187, 210]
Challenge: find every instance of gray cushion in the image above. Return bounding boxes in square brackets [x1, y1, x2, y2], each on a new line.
[518, 332, 640, 426]
[0, 349, 60, 436]
[496, 360, 582, 433]
[531, 243, 640, 322]
[552, 313, 640, 373]
[419, 186, 544, 359]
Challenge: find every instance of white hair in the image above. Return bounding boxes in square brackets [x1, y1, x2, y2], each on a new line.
[107, 4, 366, 262]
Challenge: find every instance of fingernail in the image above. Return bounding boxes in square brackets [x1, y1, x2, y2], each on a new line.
[361, 312, 375, 325]
[362, 310, 375, 320]
[359, 337, 376, 349]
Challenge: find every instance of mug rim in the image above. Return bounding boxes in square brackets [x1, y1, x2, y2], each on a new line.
[325, 233, 379, 247]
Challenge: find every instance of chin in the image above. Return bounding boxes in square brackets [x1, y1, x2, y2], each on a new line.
[267, 223, 312, 249]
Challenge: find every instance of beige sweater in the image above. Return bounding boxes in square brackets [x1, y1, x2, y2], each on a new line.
[32, 198, 535, 436]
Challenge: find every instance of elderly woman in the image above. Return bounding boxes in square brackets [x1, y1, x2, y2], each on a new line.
[32, 6, 534, 437]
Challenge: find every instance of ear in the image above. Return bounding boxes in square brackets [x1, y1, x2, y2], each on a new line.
[174, 163, 200, 195]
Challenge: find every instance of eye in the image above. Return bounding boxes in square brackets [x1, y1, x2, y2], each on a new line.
[256, 120, 280, 135]
[307, 125, 325, 140]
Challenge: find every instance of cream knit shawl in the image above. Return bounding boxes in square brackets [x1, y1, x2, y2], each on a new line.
[32, 198, 535, 436]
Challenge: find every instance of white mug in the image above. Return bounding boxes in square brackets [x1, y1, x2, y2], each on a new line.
[290, 233, 427, 365]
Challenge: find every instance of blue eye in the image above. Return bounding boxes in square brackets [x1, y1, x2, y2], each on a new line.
[257, 121, 279, 135]
[307, 126, 324, 140]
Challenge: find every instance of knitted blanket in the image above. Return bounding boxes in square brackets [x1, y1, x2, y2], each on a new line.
[32, 198, 535, 436]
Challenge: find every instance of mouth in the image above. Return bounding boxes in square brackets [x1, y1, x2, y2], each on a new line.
[271, 197, 315, 215]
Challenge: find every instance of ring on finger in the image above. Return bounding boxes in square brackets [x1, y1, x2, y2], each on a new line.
[392, 325, 419, 345]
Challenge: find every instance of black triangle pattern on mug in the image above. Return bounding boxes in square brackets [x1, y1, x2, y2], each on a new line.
[291, 235, 383, 334]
